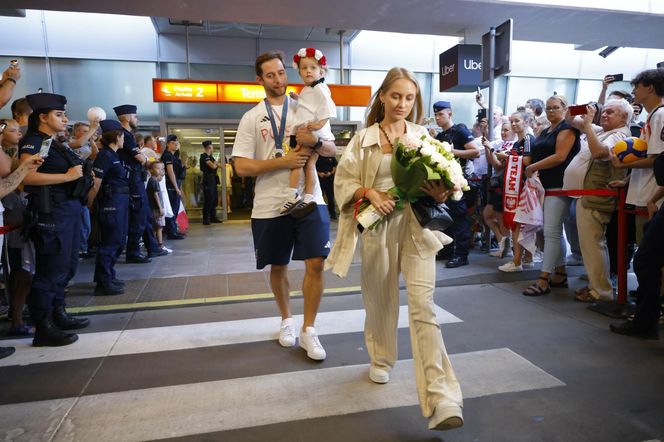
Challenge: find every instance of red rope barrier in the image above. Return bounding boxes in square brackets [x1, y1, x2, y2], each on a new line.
[545, 189, 617, 197]
[0, 225, 18, 235]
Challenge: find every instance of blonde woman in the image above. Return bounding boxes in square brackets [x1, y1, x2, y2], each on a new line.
[523, 95, 580, 295]
[326, 67, 463, 431]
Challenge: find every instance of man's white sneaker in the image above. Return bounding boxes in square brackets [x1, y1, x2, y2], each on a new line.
[299, 326, 326, 360]
[369, 365, 390, 384]
[498, 261, 523, 273]
[278, 318, 296, 347]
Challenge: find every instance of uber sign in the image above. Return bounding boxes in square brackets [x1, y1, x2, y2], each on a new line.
[439, 44, 482, 92]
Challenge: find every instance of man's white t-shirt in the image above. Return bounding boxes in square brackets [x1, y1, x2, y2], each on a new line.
[563, 125, 630, 194]
[626, 107, 664, 207]
[232, 98, 325, 219]
[291, 83, 336, 141]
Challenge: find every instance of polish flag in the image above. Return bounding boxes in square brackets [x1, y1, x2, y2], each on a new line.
[176, 201, 189, 233]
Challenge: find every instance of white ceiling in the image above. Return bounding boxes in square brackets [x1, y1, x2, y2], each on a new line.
[5, 0, 664, 49]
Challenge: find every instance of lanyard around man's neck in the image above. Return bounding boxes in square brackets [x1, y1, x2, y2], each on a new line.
[264, 97, 288, 157]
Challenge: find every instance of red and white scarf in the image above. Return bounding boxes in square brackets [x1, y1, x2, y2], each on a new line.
[503, 154, 523, 230]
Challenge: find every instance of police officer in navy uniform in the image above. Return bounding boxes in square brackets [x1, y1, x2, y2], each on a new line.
[433, 100, 480, 268]
[19, 93, 91, 347]
[89, 120, 130, 295]
[113, 104, 167, 262]
[199, 140, 221, 224]
[162, 134, 185, 239]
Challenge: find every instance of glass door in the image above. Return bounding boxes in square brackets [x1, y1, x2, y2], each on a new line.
[165, 124, 223, 221]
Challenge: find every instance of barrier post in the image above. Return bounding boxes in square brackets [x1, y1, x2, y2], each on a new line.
[616, 187, 627, 304]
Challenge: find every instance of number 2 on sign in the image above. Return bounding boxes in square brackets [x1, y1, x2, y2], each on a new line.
[195, 87, 204, 98]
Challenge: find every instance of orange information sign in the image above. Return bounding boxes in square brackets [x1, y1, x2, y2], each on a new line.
[153, 79, 218, 102]
[217, 82, 300, 104]
[153, 79, 371, 107]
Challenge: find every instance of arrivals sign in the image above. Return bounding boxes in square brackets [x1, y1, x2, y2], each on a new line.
[153, 79, 372, 106]
[153, 80, 219, 102]
[438, 44, 482, 92]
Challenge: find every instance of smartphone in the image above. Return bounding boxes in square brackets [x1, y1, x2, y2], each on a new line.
[569, 104, 588, 116]
[477, 108, 487, 121]
[39, 138, 52, 158]
[609, 73, 623, 82]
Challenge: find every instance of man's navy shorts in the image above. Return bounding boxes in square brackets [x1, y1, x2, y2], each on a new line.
[251, 205, 330, 269]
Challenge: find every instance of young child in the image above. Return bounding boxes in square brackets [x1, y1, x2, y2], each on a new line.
[147, 162, 167, 250]
[279, 47, 337, 217]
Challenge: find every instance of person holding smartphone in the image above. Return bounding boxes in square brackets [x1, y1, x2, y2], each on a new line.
[598, 73, 633, 105]
[0, 60, 20, 109]
[19, 92, 91, 347]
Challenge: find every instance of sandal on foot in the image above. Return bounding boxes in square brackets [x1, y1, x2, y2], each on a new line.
[550, 271, 568, 288]
[574, 287, 598, 303]
[523, 277, 551, 297]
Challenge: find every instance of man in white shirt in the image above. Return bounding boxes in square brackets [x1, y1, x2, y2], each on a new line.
[610, 68, 664, 244]
[565, 99, 631, 302]
[232, 51, 337, 361]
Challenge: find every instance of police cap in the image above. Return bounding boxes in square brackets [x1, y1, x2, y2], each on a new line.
[113, 104, 137, 116]
[25, 93, 67, 112]
[99, 119, 123, 133]
[433, 100, 452, 112]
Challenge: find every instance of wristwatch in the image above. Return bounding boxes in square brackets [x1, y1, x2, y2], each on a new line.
[312, 138, 323, 149]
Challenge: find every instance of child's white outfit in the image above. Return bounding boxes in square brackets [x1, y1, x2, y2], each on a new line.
[281, 79, 337, 216]
[291, 79, 337, 141]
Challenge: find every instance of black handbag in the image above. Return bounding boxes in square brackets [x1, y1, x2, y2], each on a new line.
[411, 196, 453, 232]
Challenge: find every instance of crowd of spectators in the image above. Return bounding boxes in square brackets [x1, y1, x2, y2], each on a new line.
[421, 70, 663, 339]
[2, 60, 663, 359]
[0, 62, 206, 358]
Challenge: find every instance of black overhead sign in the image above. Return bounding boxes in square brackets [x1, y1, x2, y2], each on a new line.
[439, 44, 482, 92]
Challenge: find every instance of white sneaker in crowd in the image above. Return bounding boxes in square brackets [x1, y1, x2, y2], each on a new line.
[498, 261, 523, 273]
[299, 326, 326, 360]
[369, 365, 390, 384]
[278, 318, 296, 347]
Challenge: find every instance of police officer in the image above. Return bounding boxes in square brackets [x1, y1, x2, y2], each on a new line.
[199, 140, 221, 224]
[162, 134, 185, 239]
[433, 100, 480, 268]
[113, 104, 166, 262]
[89, 120, 130, 295]
[19, 93, 91, 347]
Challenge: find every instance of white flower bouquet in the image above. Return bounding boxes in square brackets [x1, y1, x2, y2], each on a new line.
[354, 133, 469, 231]
[391, 133, 469, 201]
